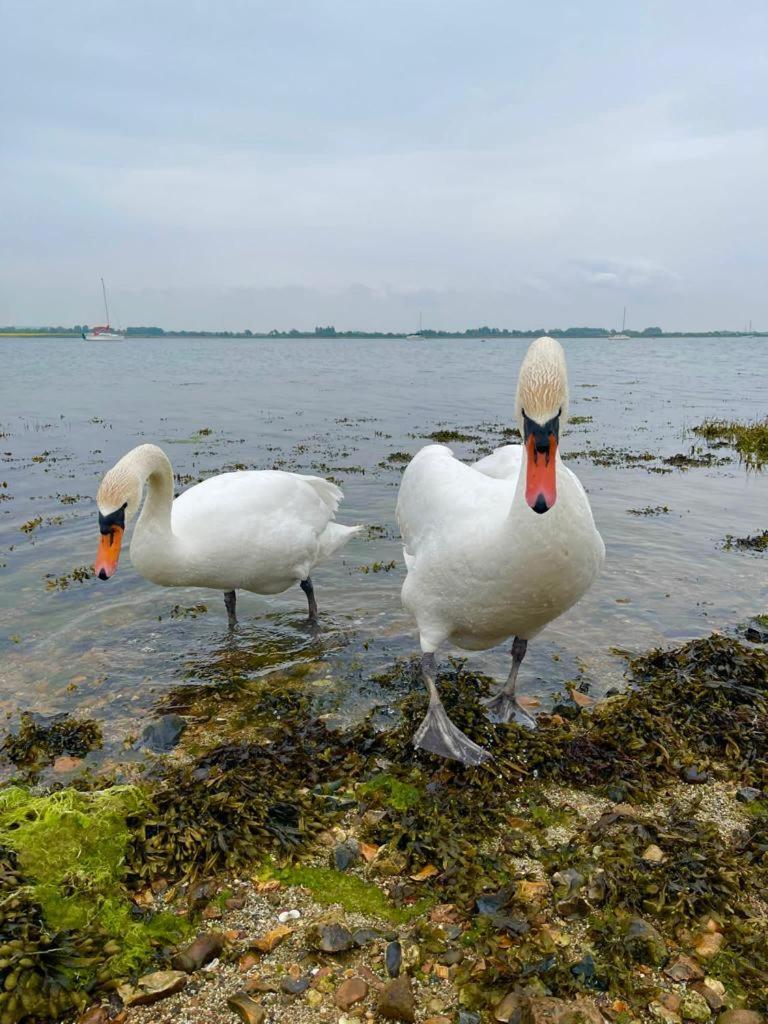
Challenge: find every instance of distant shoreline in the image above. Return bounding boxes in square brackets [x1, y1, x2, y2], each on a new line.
[1, 329, 765, 340]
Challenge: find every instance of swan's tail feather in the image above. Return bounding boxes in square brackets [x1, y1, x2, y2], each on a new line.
[317, 522, 362, 561]
[304, 476, 343, 515]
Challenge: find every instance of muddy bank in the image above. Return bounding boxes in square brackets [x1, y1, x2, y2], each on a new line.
[0, 629, 765, 1023]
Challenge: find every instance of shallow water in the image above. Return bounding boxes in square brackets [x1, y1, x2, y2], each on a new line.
[0, 335, 766, 764]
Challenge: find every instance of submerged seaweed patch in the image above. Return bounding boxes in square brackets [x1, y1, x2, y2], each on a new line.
[693, 417, 768, 469]
[1, 713, 102, 769]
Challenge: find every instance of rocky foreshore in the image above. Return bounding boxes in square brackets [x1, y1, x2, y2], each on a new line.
[0, 630, 766, 1024]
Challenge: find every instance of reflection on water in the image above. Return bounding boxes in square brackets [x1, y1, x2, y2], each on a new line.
[0, 335, 766, 762]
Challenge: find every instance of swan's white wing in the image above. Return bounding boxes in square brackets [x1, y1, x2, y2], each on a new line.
[471, 444, 523, 482]
[172, 470, 335, 539]
[396, 445, 514, 561]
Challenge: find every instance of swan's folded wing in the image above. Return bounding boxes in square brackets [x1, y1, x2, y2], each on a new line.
[172, 470, 338, 542]
[471, 444, 523, 481]
[396, 444, 506, 561]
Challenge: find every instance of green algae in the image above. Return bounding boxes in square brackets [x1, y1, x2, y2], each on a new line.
[358, 773, 422, 812]
[0, 787, 187, 1022]
[263, 865, 429, 924]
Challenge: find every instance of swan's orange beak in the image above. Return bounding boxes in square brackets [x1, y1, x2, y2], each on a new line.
[95, 526, 123, 580]
[525, 433, 558, 514]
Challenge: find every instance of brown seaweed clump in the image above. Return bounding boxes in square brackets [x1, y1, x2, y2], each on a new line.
[1, 713, 102, 770]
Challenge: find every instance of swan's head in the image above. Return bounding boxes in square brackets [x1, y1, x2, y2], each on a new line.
[515, 336, 569, 515]
[94, 461, 141, 579]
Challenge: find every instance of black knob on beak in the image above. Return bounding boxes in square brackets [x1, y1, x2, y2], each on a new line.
[532, 495, 549, 515]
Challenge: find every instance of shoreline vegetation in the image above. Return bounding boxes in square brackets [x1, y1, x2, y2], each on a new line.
[0, 325, 766, 340]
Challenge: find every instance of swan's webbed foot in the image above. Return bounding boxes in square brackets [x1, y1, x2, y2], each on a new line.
[300, 577, 318, 624]
[224, 590, 237, 629]
[482, 691, 537, 728]
[482, 636, 535, 727]
[414, 653, 491, 766]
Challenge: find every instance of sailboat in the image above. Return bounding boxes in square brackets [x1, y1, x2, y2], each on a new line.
[612, 306, 630, 340]
[82, 279, 125, 341]
[406, 312, 425, 340]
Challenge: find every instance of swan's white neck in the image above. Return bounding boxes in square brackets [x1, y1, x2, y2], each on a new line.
[126, 444, 175, 545]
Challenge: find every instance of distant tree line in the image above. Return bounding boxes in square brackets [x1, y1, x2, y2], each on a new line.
[0, 324, 763, 339]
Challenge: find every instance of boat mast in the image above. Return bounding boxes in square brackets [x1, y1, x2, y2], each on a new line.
[622, 306, 626, 333]
[101, 277, 110, 326]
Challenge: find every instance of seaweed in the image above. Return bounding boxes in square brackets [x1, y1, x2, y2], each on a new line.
[0, 788, 187, 1023]
[693, 417, 768, 469]
[1, 714, 102, 769]
[723, 531, 768, 552]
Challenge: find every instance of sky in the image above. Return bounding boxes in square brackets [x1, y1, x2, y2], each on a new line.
[1, 1, 767, 332]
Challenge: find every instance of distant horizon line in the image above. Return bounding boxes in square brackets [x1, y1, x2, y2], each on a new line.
[1, 324, 765, 340]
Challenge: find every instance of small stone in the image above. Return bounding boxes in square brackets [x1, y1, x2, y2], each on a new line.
[681, 766, 710, 785]
[551, 868, 584, 899]
[278, 909, 301, 923]
[642, 844, 665, 863]
[520, 998, 605, 1024]
[227, 992, 266, 1024]
[623, 917, 668, 966]
[495, 992, 522, 1022]
[425, 1018, 452, 1024]
[735, 786, 762, 804]
[53, 755, 83, 773]
[333, 839, 360, 871]
[308, 920, 355, 953]
[77, 1008, 108, 1024]
[515, 880, 549, 904]
[694, 932, 724, 959]
[717, 1013, 764, 1024]
[692, 979, 726, 1012]
[353, 927, 382, 947]
[280, 975, 309, 995]
[680, 990, 711, 1023]
[244, 977, 279, 994]
[172, 932, 225, 973]
[118, 970, 187, 1007]
[250, 924, 293, 952]
[660, 994, 682, 1013]
[377, 976, 416, 1022]
[745, 620, 768, 643]
[138, 713, 187, 752]
[226, 896, 246, 910]
[664, 955, 705, 983]
[188, 879, 217, 909]
[202, 903, 223, 920]
[335, 976, 369, 1009]
[438, 948, 463, 966]
[649, 1001, 682, 1024]
[307, 989, 324, 1008]
[385, 940, 402, 977]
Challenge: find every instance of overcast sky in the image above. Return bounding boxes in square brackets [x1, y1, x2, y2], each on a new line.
[2, 1, 766, 331]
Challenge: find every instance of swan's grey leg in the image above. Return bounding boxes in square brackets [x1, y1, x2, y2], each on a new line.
[413, 653, 491, 766]
[224, 590, 237, 628]
[300, 578, 318, 623]
[483, 636, 536, 727]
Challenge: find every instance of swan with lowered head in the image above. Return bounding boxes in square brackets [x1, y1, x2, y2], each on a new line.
[396, 336, 605, 766]
[94, 444, 361, 625]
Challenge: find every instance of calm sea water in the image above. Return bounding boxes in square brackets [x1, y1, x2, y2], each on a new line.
[0, 335, 766, 765]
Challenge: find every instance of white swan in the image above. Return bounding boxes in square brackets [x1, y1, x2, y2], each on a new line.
[396, 336, 605, 766]
[94, 444, 361, 625]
